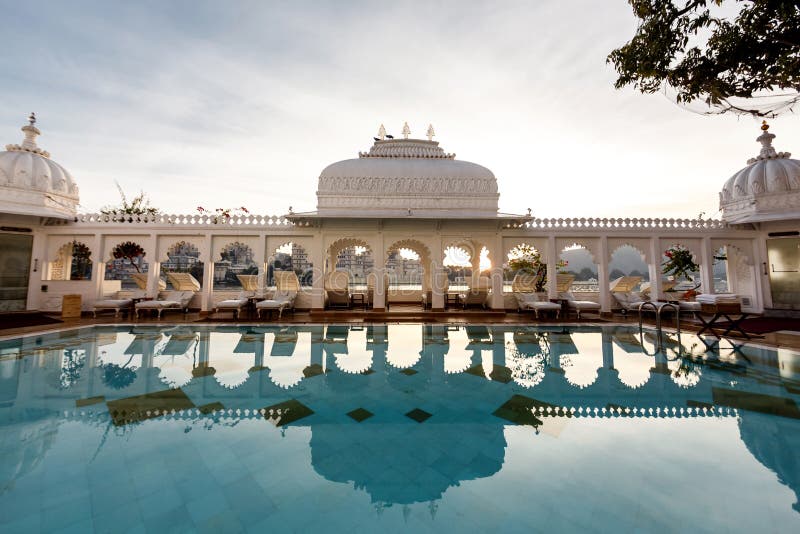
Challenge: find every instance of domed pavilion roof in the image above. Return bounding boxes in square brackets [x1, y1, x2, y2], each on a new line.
[316, 124, 499, 218]
[0, 114, 79, 219]
[720, 121, 800, 224]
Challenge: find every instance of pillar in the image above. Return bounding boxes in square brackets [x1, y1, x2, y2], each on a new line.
[699, 236, 714, 294]
[648, 237, 662, 301]
[597, 236, 610, 313]
[200, 236, 214, 312]
[431, 239, 445, 311]
[373, 235, 386, 311]
[145, 235, 160, 297]
[91, 234, 105, 300]
[254, 235, 266, 294]
[311, 235, 326, 311]
[490, 236, 505, 310]
[546, 235, 558, 300]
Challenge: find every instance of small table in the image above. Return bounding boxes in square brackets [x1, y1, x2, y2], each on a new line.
[247, 296, 265, 318]
[351, 293, 366, 310]
[697, 312, 752, 340]
[445, 293, 460, 309]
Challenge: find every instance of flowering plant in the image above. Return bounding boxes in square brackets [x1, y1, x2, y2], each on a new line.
[662, 245, 700, 281]
[197, 206, 249, 224]
[111, 241, 146, 272]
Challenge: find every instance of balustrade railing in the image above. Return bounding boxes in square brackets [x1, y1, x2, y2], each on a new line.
[64, 212, 301, 227]
[504, 217, 727, 230]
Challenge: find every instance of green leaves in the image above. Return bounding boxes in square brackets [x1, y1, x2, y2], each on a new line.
[608, 0, 800, 116]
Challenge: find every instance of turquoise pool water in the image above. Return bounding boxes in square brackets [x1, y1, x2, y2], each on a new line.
[0, 323, 798, 533]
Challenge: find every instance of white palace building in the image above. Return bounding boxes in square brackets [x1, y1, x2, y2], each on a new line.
[0, 115, 798, 316]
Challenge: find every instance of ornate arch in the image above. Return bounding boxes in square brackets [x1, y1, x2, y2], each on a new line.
[327, 237, 372, 259]
[104, 236, 150, 263]
[556, 240, 597, 263]
[503, 239, 546, 262]
[386, 239, 432, 265]
[158, 238, 204, 263]
[607, 238, 651, 264]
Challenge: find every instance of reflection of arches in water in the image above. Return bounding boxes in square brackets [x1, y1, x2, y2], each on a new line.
[562, 333, 602, 388]
[209, 332, 251, 389]
[334, 328, 372, 374]
[385, 325, 422, 369]
[739, 412, 800, 513]
[611, 331, 651, 389]
[443, 329, 472, 374]
[505, 332, 546, 388]
[310, 422, 506, 505]
[264, 332, 311, 388]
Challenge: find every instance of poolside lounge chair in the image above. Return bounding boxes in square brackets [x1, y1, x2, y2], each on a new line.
[325, 270, 351, 309]
[556, 275, 600, 319]
[93, 289, 146, 318]
[515, 292, 561, 318]
[256, 289, 296, 319]
[460, 279, 490, 309]
[131, 273, 167, 292]
[213, 290, 254, 319]
[256, 271, 300, 319]
[134, 290, 195, 319]
[166, 272, 201, 292]
[609, 276, 646, 315]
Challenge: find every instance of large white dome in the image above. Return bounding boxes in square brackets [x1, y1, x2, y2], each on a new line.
[316, 135, 499, 218]
[0, 115, 79, 219]
[720, 122, 800, 224]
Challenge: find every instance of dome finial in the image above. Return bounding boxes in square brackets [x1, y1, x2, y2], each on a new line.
[426, 124, 435, 141]
[377, 124, 386, 140]
[761, 120, 769, 131]
[402, 122, 411, 139]
[28, 112, 36, 126]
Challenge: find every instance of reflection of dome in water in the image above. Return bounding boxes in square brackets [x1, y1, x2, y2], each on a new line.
[738, 412, 800, 512]
[310, 422, 506, 505]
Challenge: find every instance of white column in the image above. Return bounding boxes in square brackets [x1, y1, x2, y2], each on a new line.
[699, 236, 714, 294]
[490, 236, 504, 310]
[91, 234, 105, 300]
[145, 235, 160, 296]
[311, 234, 326, 310]
[431, 238, 445, 311]
[755, 235, 771, 310]
[373, 234, 386, 311]
[26, 231, 47, 311]
[648, 237, 662, 301]
[546, 235, 558, 300]
[200, 235, 214, 312]
[597, 236, 610, 314]
[254, 235, 266, 294]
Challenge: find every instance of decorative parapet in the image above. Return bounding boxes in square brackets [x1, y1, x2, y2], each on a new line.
[48, 212, 302, 227]
[504, 217, 727, 230]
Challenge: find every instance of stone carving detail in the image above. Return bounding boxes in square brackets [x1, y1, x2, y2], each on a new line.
[317, 176, 498, 195]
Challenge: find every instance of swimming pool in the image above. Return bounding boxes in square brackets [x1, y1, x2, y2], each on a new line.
[1, 324, 798, 532]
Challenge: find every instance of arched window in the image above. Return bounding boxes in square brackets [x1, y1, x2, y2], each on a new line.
[335, 246, 373, 289]
[105, 241, 148, 289]
[270, 242, 313, 287]
[560, 244, 597, 293]
[162, 241, 204, 288]
[47, 241, 93, 281]
[214, 242, 258, 289]
[609, 245, 649, 284]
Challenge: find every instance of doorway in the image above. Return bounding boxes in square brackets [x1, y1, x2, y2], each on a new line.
[766, 237, 800, 309]
[0, 233, 33, 311]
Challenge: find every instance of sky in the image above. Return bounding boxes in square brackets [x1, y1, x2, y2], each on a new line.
[1, 0, 798, 219]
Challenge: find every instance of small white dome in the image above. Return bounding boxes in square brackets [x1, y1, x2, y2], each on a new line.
[316, 136, 499, 218]
[720, 123, 800, 223]
[0, 114, 79, 219]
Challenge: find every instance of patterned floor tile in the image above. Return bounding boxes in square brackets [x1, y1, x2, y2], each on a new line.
[262, 399, 314, 425]
[405, 408, 432, 423]
[493, 394, 565, 426]
[347, 407, 374, 422]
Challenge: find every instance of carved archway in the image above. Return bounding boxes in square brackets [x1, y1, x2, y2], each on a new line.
[386, 239, 432, 291]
